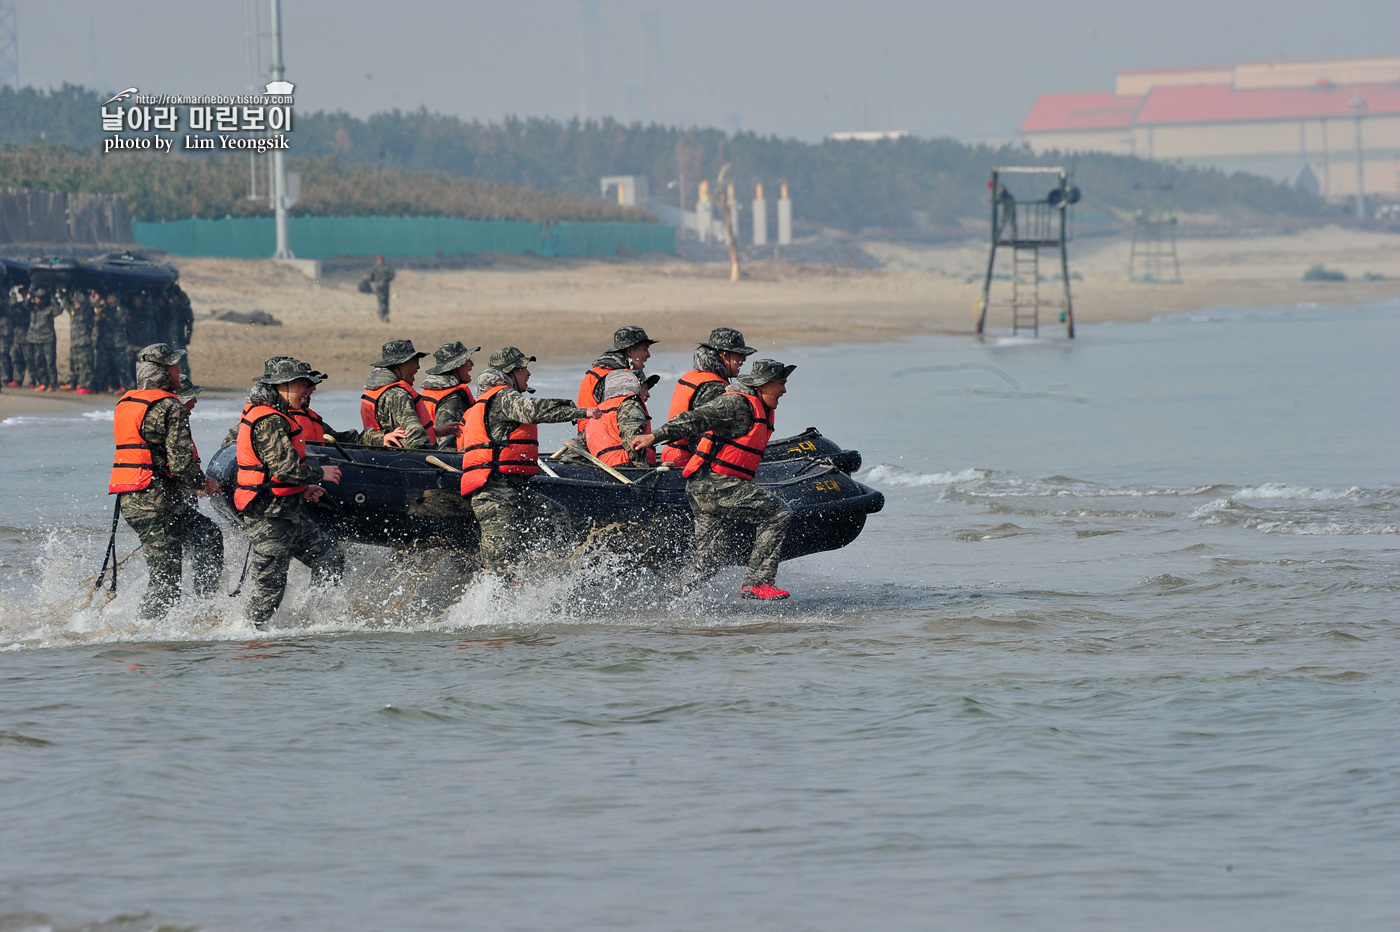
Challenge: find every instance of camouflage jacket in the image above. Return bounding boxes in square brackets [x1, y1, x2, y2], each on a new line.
[243, 385, 325, 518]
[365, 368, 433, 449]
[67, 293, 96, 343]
[27, 297, 61, 342]
[420, 373, 473, 448]
[484, 385, 588, 444]
[368, 263, 395, 289]
[123, 374, 206, 512]
[614, 396, 653, 467]
[651, 384, 764, 448]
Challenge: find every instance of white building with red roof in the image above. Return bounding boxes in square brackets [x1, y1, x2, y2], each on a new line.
[1019, 56, 1400, 202]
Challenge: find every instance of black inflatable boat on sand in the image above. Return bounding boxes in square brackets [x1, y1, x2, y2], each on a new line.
[208, 428, 883, 565]
[2, 252, 180, 292]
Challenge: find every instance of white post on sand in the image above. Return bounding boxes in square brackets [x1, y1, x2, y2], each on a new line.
[752, 183, 767, 246]
[777, 182, 792, 246]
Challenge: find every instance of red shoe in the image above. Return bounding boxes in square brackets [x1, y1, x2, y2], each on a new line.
[741, 584, 790, 600]
[35, 385, 47, 392]
[58, 383, 74, 391]
[5, 381, 17, 387]
[75, 387, 93, 394]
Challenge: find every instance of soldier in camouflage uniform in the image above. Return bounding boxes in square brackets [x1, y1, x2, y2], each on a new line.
[64, 287, 98, 393]
[94, 291, 132, 392]
[167, 283, 195, 378]
[112, 343, 225, 619]
[26, 286, 62, 390]
[419, 340, 479, 449]
[576, 368, 660, 467]
[362, 339, 436, 448]
[123, 292, 152, 388]
[365, 255, 395, 322]
[461, 347, 601, 577]
[633, 359, 796, 600]
[234, 357, 345, 628]
[0, 269, 11, 387]
[7, 284, 33, 386]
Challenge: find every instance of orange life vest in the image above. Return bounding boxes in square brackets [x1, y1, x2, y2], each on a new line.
[660, 370, 729, 466]
[418, 385, 474, 441]
[575, 364, 615, 409]
[108, 389, 179, 494]
[585, 394, 655, 467]
[360, 380, 438, 444]
[289, 407, 328, 444]
[234, 403, 309, 511]
[458, 384, 540, 495]
[682, 391, 774, 481]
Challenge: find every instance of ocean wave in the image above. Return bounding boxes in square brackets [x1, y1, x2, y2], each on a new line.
[863, 465, 988, 487]
[1234, 483, 1361, 501]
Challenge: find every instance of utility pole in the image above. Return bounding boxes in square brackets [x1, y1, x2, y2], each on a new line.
[270, 0, 292, 258]
[1348, 93, 1366, 220]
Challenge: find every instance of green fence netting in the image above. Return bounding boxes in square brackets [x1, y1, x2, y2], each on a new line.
[131, 216, 674, 260]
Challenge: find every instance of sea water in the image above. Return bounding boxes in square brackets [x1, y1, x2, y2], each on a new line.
[0, 303, 1395, 931]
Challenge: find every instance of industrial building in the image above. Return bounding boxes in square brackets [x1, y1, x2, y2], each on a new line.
[1019, 56, 1400, 205]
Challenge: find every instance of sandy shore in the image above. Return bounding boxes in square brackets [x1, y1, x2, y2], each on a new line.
[3, 223, 1395, 418]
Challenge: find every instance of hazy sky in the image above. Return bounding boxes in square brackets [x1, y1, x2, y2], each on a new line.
[11, 0, 1399, 142]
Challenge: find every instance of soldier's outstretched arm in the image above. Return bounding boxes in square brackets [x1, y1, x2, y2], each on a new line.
[496, 390, 593, 426]
[150, 398, 206, 489]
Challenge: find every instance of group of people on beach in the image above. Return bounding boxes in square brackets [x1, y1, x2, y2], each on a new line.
[1, 279, 194, 394]
[106, 325, 797, 629]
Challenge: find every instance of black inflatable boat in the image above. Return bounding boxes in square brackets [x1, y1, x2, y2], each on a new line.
[207, 428, 883, 564]
[2, 252, 179, 292]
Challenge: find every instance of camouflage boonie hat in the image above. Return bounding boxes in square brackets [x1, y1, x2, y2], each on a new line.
[426, 340, 481, 375]
[612, 325, 657, 351]
[602, 369, 641, 400]
[372, 338, 428, 368]
[700, 327, 756, 356]
[255, 356, 325, 385]
[489, 346, 536, 373]
[737, 358, 795, 388]
[137, 342, 186, 366]
[175, 374, 205, 403]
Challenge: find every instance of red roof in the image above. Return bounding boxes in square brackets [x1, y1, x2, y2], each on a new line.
[1134, 81, 1400, 125]
[1019, 92, 1143, 133]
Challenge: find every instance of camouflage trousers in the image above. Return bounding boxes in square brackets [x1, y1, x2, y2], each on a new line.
[120, 492, 225, 620]
[242, 510, 345, 626]
[69, 338, 95, 390]
[375, 287, 390, 322]
[10, 339, 30, 384]
[26, 339, 57, 387]
[0, 318, 10, 384]
[685, 473, 793, 589]
[468, 475, 576, 576]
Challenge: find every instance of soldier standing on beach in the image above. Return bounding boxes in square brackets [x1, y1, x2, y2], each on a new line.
[94, 291, 131, 392]
[233, 357, 345, 629]
[64, 288, 97, 393]
[107, 343, 225, 619]
[459, 347, 601, 578]
[365, 255, 395, 322]
[26, 286, 61, 391]
[0, 269, 11, 387]
[632, 359, 796, 601]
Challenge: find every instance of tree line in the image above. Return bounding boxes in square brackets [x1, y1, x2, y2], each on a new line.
[1, 83, 1330, 231]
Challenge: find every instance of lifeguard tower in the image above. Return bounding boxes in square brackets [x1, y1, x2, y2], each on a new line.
[976, 166, 1078, 338]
